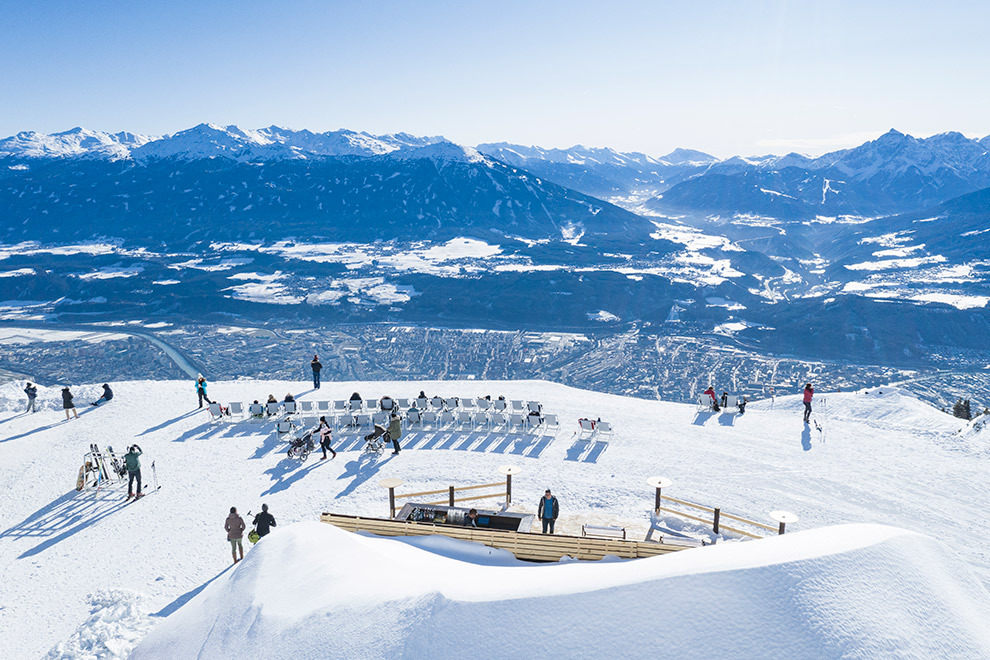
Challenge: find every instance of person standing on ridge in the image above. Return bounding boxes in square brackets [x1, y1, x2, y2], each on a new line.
[538, 489, 559, 534]
[62, 387, 78, 420]
[386, 412, 402, 455]
[226, 507, 246, 563]
[91, 383, 114, 406]
[125, 444, 143, 499]
[24, 382, 37, 413]
[803, 383, 814, 424]
[311, 354, 322, 389]
[196, 375, 212, 409]
[252, 504, 276, 539]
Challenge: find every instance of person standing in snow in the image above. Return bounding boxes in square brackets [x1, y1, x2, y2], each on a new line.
[318, 415, 336, 460]
[196, 375, 212, 409]
[386, 412, 402, 455]
[24, 382, 37, 413]
[91, 383, 114, 407]
[62, 387, 78, 420]
[226, 507, 246, 564]
[803, 383, 814, 424]
[538, 489, 559, 534]
[125, 444, 143, 499]
[252, 504, 276, 539]
[311, 354, 322, 389]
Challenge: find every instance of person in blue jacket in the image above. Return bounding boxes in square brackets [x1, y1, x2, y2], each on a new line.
[196, 375, 213, 408]
[537, 489, 559, 534]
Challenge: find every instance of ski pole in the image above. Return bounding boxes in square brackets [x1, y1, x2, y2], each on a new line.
[152, 460, 159, 491]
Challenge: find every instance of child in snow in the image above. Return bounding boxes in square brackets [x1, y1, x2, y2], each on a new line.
[91, 383, 114, 406]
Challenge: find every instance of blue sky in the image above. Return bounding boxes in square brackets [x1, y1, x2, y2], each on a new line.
[2, 0, 988, 157]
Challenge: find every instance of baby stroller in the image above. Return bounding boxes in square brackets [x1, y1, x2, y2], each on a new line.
[363, 424, 388, 456]
[287, 429, 315, 462]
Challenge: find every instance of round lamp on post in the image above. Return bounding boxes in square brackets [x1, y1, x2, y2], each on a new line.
[379, 478, 403, 519]
[498, 465, 522, 505]
[646, 476, 673, 513]
[768, 510, 799, 535]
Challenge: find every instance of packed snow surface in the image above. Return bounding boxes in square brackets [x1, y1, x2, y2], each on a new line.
[0, 379, 988, 659]
[131, 521, 990, 660]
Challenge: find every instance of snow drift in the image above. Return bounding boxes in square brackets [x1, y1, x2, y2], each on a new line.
[132, 522, 990, 660]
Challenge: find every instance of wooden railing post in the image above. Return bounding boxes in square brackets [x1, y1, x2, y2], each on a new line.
[778, 521, 786, 535]
[713, 507, 721, 534]
[646, 476, 672, 514]
[506, 473, 512, 504]
[449, 485, 455, 507]
[655, 487, 662, 513]
[389, 487, 396, 519]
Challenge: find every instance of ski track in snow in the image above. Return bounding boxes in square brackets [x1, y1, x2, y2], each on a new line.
[0, 380, 987, 658]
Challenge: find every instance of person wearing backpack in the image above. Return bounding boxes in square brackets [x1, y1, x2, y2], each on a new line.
[125, 444, 143, 499]
[252, 504, 277, 539]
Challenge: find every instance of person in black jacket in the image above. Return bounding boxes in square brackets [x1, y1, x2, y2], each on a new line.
[62, 387, 78, 420]
[24, 382, 38, 413]
[91, 383, 114, 407]
[253, 504, 276, 538]
[537, 489, 559, 534]
[311, 354, 322, 389]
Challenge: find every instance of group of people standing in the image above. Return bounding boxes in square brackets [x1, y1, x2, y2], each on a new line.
[22, 382, 114, 420]
[225, 504, 276, 564]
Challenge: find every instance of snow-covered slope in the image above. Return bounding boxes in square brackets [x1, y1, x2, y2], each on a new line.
[0, 379, 987, 659]
[131, 521, 990, 660]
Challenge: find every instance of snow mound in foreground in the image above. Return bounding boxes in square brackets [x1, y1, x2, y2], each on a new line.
[132, 522, 990, 660]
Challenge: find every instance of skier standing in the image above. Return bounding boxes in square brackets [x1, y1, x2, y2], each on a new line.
[537, 489, 559, 534]
[196, 375, 212, 409]
[125, 444, 143, 499]
[62, 387, 78, 420]
[311, 354, 322, 389]
[386, 412, 402, 455]
[803, 383, 814, 424]
[24, 382, 37, 413]
[91, 383, 114, 406]
[226, 507, 246, 564]
[252, 504, 276, 539]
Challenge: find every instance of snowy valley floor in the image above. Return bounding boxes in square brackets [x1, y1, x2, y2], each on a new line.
[0, 379, 988, 658]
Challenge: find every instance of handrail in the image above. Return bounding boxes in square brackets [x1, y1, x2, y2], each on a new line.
[657, 496, 773, 537]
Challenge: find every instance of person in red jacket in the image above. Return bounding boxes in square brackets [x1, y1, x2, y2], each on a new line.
[803, 383, 814, 423]
[703, 386, 720, 412]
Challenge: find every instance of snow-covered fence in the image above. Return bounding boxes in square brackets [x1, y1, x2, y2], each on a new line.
[647, 477, 781, 539]
[380, 476, 514, 519]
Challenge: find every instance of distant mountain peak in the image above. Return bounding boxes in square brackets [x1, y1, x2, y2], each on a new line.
[660, 148, 717, 165]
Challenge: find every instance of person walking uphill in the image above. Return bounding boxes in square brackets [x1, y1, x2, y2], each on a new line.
[252, 504, 276, 539]
[24, 382, 37, 413]
[62, 387, 78, 420]
[311, 354, 323, 389]
[196, 375, 213, 409]
[226, 507, 246, 564]
[538, 489, 559, 534]
[803, 383, 814, 424]
[125, 444, 143, 499]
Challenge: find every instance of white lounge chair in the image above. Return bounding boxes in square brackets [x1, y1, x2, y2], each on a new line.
[373, 412, 388, 426]
[725, 395, 739, 410]
[397, 398, 412, 409]
[439, 411, 455, 428]
[266, 401, 280, 417]
[493, 399, 508, 412]
[578, 418, 596, 438]
[207, 402, 224, 422]
[348, 399, 363, 412]
[510, 400, 524, 412]
[317, 401, 331, 412]
[228, 401, 244, 419]
[526, 414, 543, 434]
[355, 414, 372, 430]
[527, 401, 542, 414]
[248, 403, 265, 418]
[597, 420, 614, 437]
[489, 412, 508, 430]
[406, 409, 422, 428]
[476, 398, 492, 411]
[472, 412, 490, 430]
[422, 411, 438, 429]
[276, 419, 294, 435]
[457, 411, 473, 429]
[543, 413, 560, 434]
[300, 400, 314, 413]
[283, 401, 297, 415]
[380, 397, 395, 412]
[430, 396, 444, 410]
[417, 396, 429, 409]
[460, 398, 475, 410]
[509, 413, 525, 432]
[444, 397, 458, 411]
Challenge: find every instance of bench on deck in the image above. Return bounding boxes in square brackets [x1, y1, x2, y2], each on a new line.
[581, 524, 626, 540]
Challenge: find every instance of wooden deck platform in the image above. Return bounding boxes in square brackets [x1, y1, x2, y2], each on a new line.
[320, 512, 692, 562]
